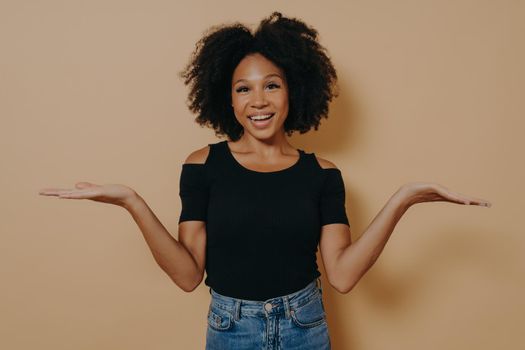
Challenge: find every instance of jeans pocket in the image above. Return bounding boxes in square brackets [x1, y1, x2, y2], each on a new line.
[290, 294, 327, 329]
[207, 303, 234, 331]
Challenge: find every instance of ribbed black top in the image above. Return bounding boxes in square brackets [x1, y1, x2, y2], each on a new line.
[178, 140, 350, 300]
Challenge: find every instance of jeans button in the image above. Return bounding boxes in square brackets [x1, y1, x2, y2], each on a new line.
[264, 303, 273, 312]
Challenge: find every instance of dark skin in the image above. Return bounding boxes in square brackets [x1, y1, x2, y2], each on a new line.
[38, 52, 492, 294]
[228, 53, 299, 172]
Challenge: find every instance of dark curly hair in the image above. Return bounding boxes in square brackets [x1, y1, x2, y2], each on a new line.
[179, 12, 338, 141]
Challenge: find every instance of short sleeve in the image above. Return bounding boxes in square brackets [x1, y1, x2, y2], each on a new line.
[320, 169, 350, 226]
[178, 164, 209, 224]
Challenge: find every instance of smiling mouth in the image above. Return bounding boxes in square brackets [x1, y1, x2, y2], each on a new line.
[248, 113, 275, 121]
[247, 113, 275, 128]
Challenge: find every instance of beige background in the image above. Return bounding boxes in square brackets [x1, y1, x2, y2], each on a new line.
[1, 0, 523, 349]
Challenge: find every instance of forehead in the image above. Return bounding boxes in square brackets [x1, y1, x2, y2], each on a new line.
[232, 53, 284, 82]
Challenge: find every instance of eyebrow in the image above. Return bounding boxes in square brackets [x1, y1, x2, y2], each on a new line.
[233, 73, 283, 85]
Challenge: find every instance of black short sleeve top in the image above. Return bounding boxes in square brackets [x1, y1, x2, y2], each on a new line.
[178, 140, 350, 300]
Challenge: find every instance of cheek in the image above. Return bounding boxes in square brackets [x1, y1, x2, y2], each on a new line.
[230, 96, 239, 110]
[231, 103, 246, 122]
[231, 95, 246, 109]
[277, 94, 289, 112]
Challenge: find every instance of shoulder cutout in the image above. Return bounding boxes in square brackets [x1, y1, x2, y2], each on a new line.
[315, 155, 339, 170]
[184, 145, 211, 165]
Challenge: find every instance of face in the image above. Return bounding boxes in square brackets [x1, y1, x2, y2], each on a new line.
[231, 53, 289, 140]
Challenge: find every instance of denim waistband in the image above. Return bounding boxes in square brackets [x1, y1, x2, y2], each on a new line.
[209, 278, 323, 320]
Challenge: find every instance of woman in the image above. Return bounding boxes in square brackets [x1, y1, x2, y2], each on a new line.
[39, 12, 491, 350]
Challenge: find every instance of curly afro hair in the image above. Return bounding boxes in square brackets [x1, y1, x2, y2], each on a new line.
[179, 12, 338, 141]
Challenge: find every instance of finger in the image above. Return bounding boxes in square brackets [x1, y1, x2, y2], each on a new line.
[465, 198, 492, 207]
[58, 192, 85, 199]
[75, 182, 95, 189]
[455, 194, 492, 207]
[58, 191, 84, 198]
[431, 185, 469, 205]
[58, 190, 99, 199]
[39, 188, 72, 196]
[39, 184, 94, 196]
[439, 189, 469, 205]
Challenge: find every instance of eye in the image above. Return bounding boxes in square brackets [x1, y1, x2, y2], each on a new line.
[267, 83, 280, 90]
[235, 86, 249, 93]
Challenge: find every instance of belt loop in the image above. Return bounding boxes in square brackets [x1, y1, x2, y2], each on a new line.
[283, 296, 291, 320]
[234, 300, 241, 321]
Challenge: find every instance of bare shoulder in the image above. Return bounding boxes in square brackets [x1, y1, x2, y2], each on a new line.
[315, 155, 339, 170]
[184, 145, 211, 164]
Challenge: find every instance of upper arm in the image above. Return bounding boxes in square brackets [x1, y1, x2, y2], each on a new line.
[177, 145, 211, 278]
[184, 145, 210, 164]
[319, 223, 352, 288]
[315, 155, 338, 170]
[178, 220, 206, 278]
[315, 155, 352, 286]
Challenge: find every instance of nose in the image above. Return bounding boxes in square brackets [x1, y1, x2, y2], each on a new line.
[251, 88, 268, 108]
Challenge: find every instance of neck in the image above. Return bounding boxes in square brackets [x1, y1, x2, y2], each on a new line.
[234, 131, 296, 157]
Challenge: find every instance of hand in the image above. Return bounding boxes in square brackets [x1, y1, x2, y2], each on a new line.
[38, 182, 137, 208]
[399, 182, 492, 208]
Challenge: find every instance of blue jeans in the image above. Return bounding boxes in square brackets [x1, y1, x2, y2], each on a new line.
[205, 278, 331, 350]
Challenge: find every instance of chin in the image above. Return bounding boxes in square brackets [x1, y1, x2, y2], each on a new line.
[248, 128, 285, 140]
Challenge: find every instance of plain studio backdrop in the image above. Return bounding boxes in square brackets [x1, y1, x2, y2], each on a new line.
[1, 0, 523, 349]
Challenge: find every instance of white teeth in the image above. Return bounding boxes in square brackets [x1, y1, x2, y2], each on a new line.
[249, 114, 273, 121]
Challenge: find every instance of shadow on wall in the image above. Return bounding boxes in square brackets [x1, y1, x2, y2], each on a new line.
[290, 76, 359, 157]
[300, 78, 506, 349]
[317, 223, 508, 349]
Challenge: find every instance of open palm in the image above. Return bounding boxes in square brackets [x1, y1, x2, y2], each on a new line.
[402, 182, 492, 207]
[38, 182, 136, 207]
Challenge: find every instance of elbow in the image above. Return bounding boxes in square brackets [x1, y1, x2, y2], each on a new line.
[180, 273, 203, 293]
[162, 268, 203, 293]
[181, 283, 198, 293]
[330, 257, 379, 294]
[331, 280, 355, 294]
[328, 272, 358, 295]
[328, 275, 352, 294]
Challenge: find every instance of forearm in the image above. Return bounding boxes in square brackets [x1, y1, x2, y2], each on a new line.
[335, 186, 412, 293]
[123, 193, 201, 292]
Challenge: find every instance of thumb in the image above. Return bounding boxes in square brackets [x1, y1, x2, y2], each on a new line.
[75, 182, 95, 189]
